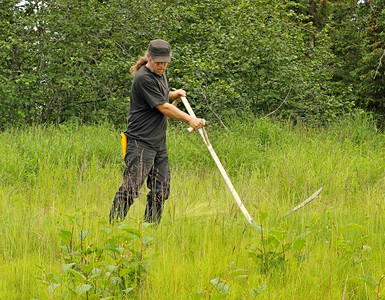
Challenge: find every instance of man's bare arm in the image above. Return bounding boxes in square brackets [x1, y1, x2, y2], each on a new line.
[156, 102, 205, 131]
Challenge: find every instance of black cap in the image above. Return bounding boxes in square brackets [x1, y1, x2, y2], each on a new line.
[148, 39, 171, 62]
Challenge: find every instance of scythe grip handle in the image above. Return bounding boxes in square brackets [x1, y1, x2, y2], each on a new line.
[172, 99, 194, 132]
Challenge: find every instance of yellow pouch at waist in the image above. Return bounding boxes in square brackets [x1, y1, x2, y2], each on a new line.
[121, 133, 127, 158]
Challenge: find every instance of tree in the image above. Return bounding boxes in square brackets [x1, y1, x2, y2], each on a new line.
[165, 0, 345, 122]
[355, 0, 385, 115]
[0, 0, 39, 128]
[0, 0, 356, 129]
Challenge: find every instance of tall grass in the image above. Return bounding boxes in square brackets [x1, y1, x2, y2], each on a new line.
[0, 113, 384, 299]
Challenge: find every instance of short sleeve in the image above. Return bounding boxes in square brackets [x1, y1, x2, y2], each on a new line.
[137, 76, 167, 109]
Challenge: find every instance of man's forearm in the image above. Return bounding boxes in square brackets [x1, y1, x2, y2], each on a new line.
[156, 102, 205, 131]
[156, 102, 192, 123]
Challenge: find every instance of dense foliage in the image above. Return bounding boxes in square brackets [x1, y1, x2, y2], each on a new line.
[0, 0, 383, 129]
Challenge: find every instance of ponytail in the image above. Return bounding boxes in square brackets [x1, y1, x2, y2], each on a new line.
[130, 51, 149, 77]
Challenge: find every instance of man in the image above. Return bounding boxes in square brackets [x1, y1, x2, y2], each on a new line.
[109, 39, 205, 224]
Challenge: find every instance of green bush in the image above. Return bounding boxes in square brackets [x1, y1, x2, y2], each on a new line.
[0, 0, 356, 129]
[37, 212, 154, 299]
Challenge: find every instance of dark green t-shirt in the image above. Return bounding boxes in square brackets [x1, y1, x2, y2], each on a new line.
[125, 65, 169, 150]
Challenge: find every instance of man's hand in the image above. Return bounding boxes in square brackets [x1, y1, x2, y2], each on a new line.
[169, 89, 186, 102]
[188, 117, 206, 131]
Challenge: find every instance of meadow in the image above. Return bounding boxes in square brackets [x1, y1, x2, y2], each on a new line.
[1, 113, 385, 299]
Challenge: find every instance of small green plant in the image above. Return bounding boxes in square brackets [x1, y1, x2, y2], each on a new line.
[192, 263, 267, 299]
[360, 274, 385, 300]
[36, 212, 154, 299]
[250, 284, 267, 298]
[192, 263, 250, 299]
[247, 211, 310, 274]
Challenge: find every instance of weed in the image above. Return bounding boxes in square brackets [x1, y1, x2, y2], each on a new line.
[36, 212, 153, 299]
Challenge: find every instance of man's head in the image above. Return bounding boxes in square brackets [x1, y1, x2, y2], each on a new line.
[146, 39, 171, 75]
[148, 39, 171, 63]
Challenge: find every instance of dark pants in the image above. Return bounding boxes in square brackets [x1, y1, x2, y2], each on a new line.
[109, 139, 170, 224]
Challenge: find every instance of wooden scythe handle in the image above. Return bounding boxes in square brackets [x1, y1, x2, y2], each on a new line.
[176, 96, 254, 224]
[172, 98, 202, 135]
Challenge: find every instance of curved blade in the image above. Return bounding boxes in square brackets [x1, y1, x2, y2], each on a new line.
[284, 187, 323, 217]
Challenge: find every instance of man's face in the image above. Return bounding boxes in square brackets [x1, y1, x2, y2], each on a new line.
[148, 57, 169, 75]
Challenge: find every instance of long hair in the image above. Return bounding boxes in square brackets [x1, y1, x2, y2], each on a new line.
[130, 51, 149, 77]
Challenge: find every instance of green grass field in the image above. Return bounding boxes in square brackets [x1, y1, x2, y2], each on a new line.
[1, 113, 385, 299]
